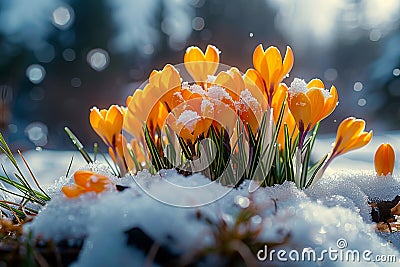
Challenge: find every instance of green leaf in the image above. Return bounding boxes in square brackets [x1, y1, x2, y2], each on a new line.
[0, 202, 27, 219]
[178, 136, 192, 160]
[127, 145, 143, 172]
[305, 154, 328, 188]
[144, 124, 165, 171]
[64, 127, 93, 163]
[300, 142, 311, 188]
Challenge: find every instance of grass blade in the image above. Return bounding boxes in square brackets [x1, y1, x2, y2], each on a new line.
[64, 127, 93, 163]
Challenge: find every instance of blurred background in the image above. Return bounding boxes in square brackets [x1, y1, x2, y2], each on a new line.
[0, 0, 400, 151]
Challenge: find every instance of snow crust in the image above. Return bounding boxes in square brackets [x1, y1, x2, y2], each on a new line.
[25, 161, 400, 266]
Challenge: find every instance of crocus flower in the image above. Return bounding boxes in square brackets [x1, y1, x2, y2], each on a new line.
[90, 105, 124, 148]
[288, 78, 338, 148]
[125, 64, 180, 139]
[374, 143, 395, 176]
[167, 97, 214, 143]
[62, 170, 113, 198]
[330, 117, 373, 159]
[252, 44, 294, 105]
[215, 67, 266, 134]
[184, 45, 220, 83]
[310, 117, 373, 186]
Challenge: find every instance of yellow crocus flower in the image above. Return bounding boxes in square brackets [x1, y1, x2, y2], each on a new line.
[167, 93, 214, 143]
[214, 67, 266, 134]
[125, 64, 180, 138]
[374, 143, 395, 176]
[330, 117, 373, 158]
[90, 105, 124, 148]
[252, 44, 294, 105]
[288, 78, 338, 148]
[184, 45, 220, 83]
[310, 117, 373, 186]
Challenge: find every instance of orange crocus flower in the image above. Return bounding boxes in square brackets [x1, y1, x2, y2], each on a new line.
[62, 170, 113, 198]
[374, 143, 395, 176]
[125, 64, 181, 139]
[214, 67, 266, 134]
[330, 117, 373, 158]
[310, 117, 373, 186]
[90, 105, 124, 148]
[184, 45, 220, 83]
[288, 78, 338, 148]
[243, 68, 269, 110]
[167, 96, 213, 143]
[252, 44, 294, 105]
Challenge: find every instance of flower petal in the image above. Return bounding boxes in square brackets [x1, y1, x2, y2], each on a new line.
[265, 46, 283, 86]
[288, 93, 312, 130]
[307, 78, 325, 89]
[280, 46, 294, 81]
[252, 44, 265, 72]
[306, 89, 325, 127]
[62, 184, 86, 198]
[205, 45, 219, 63]
[320, 86, 338, 121]
[342, 130, 373, 154]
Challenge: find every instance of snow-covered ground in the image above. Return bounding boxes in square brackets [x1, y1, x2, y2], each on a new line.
[4, 132, 400, 266]
[26, 166, 400, 266]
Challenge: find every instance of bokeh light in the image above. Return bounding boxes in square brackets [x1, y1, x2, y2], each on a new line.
[87, 49, 109, 71]
[25, 122, 48, 147]
[52, 5, 74, 30]
[26, 64, 46, 84]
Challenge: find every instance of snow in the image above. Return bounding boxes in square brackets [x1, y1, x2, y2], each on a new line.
[207, 85, 233, 102]
[289, 77, 332, 99]
[234, 89, 261, 113]
[207, 75, 217, 83]
[190, 83, 207, 95]
[185, 45, 220, 57]
[289, 78, 308, 96]
[6, 131, 400, 266]
[23, 158, 400, 266]
[201, 98, 214, 114]
[176, 109, 200, 132]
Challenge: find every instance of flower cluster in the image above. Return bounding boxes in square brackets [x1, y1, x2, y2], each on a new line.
[87, 43, 380, 188]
